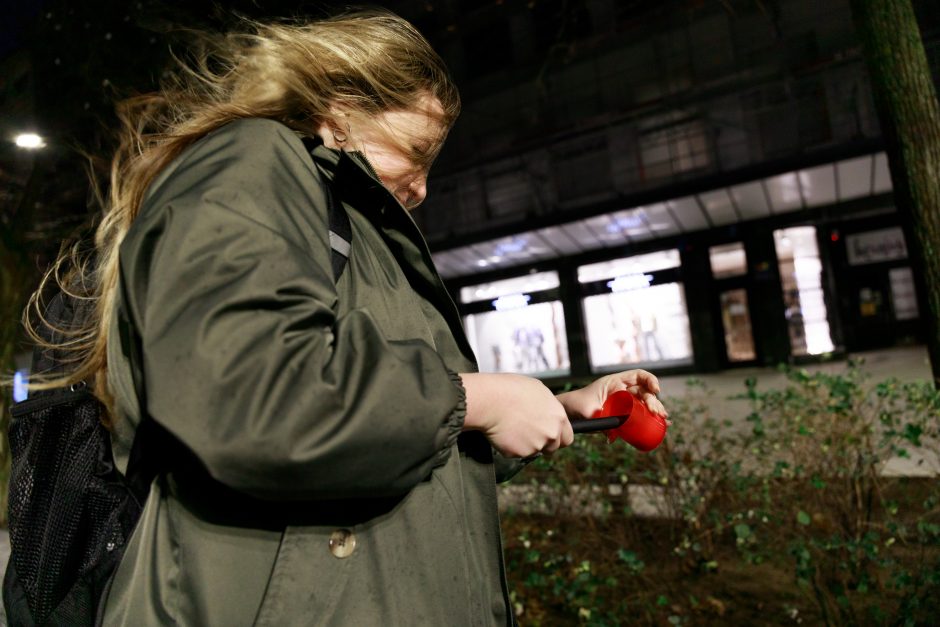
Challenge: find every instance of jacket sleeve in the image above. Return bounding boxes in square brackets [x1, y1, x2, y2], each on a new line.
[119, 119, 464, 501]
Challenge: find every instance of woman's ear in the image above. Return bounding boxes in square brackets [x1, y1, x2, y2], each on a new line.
[330, 106, 355, 143]
[331, 125, 348, 145]
[316, 107, 351, 149]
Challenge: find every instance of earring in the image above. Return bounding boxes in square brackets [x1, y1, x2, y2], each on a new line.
[332, 128, 348, 145]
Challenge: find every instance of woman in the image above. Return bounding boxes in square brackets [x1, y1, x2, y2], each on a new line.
[31, 9, 666, 625]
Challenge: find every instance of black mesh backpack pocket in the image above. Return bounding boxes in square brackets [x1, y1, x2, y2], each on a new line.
[3, 385, 141, 626]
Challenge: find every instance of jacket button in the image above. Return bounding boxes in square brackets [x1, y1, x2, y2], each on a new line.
[329, 529, 356, 559]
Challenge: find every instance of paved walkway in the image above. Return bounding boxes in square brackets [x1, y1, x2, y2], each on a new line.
[657, 345, 932, 409]
[654, 345, 938, 477]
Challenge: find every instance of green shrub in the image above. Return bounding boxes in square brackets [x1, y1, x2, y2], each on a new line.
[501, 361, 940, 625]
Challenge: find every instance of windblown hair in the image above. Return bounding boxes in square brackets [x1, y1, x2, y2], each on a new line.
[24, 8, 460, 417]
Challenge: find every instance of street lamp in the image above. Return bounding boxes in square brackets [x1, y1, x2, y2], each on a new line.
[14, 133, 46, 149]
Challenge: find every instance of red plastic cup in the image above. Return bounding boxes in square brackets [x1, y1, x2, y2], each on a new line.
[593, 390, 668, 452]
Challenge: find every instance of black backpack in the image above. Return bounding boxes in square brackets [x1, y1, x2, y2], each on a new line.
[3, 140, 352, 626]
[3, 291, 148, 627]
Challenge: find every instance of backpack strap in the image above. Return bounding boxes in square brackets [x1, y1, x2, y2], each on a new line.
[115, 283, 158, 503]
[327, 186, 351, 282]
[301, 136, 351, 282]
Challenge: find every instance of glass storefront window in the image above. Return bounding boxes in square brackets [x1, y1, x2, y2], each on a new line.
[720, 289, 756, 362]
[464, 302, 570, 377]
[774, 226, 834, 356]
[461, 270, 568, 376]
[582, 283, 693, 370]
[459, 271, 560, 304]
[889, 267, 919, 320]
[709, 242, 747, 279]
[577, 250, 680, 284]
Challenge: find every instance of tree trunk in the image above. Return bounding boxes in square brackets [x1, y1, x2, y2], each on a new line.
[850, 0, 940, 388]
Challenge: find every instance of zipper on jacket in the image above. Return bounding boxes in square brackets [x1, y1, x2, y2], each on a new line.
[351, 151, 383, 187]
[347, 151, 417, 212]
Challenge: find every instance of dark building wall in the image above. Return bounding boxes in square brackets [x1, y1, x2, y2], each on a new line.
[412, 0, 938, 251]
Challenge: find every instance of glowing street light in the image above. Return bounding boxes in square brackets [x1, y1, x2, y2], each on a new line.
[14, 133, 46, 149]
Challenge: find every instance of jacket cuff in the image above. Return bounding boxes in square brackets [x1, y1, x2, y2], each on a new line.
[432, 371, 467, 468]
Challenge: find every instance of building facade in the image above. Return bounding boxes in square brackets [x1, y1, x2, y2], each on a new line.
[404, 0, 938, 380]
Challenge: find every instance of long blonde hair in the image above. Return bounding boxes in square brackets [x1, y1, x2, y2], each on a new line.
[24, 8, 460, 417]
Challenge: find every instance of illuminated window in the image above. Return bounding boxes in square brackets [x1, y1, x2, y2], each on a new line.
[578, 251, 692, 371]
[459, 271, 560, 304]
[461, 271, 569, 377]
[709, 242, 747, 279]
[719, 289, 756, 362]
[889, 267, 918, 321]
[774, 226, 834, 356]
[577, 249, 680, 283]
[464, 303, 569, 377]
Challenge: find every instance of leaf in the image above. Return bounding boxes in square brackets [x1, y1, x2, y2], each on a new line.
[617, 549, 645, 573]
[797, 511, 811, 526]
[903, 423, 923, 446]
[734, 523, 752, 539]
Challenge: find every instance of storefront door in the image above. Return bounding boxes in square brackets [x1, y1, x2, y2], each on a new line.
[718, 287, 758, 365]
[709, 242, 759, 367]
[843, 265, 920, 351]
[835, 224, 923, 351]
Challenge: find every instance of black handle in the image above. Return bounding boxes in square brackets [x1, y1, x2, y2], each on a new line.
[570, 415, 628, 434]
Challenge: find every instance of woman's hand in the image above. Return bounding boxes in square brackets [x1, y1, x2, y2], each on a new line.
[556, 369, 669, 422]
[459, 372, 574, 458]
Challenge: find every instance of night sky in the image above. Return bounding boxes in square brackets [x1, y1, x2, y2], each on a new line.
[1, 1, 453, 273]
[0, 0, 619, 269]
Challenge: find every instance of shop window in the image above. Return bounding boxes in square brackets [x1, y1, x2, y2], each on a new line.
[459, 271, 559, 304]
[709, 242, 747, 279]
[577, 249, 680, 283]
[774, 227, 834, 356]
[889, 267, 918, 321]
[582, 285, 693, 371]
[579, 251, 692, 371]
[461, 272, 569, 377]
[720, 289, 757, 362]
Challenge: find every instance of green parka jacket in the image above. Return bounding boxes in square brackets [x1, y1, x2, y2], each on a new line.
[102, 118, 515, 626]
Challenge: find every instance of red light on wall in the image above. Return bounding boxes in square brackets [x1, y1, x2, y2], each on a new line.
[830, 230, 840, 242]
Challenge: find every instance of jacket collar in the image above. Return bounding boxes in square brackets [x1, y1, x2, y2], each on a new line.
[305, 135, 392, 214]
[302, 134, 478, 367]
